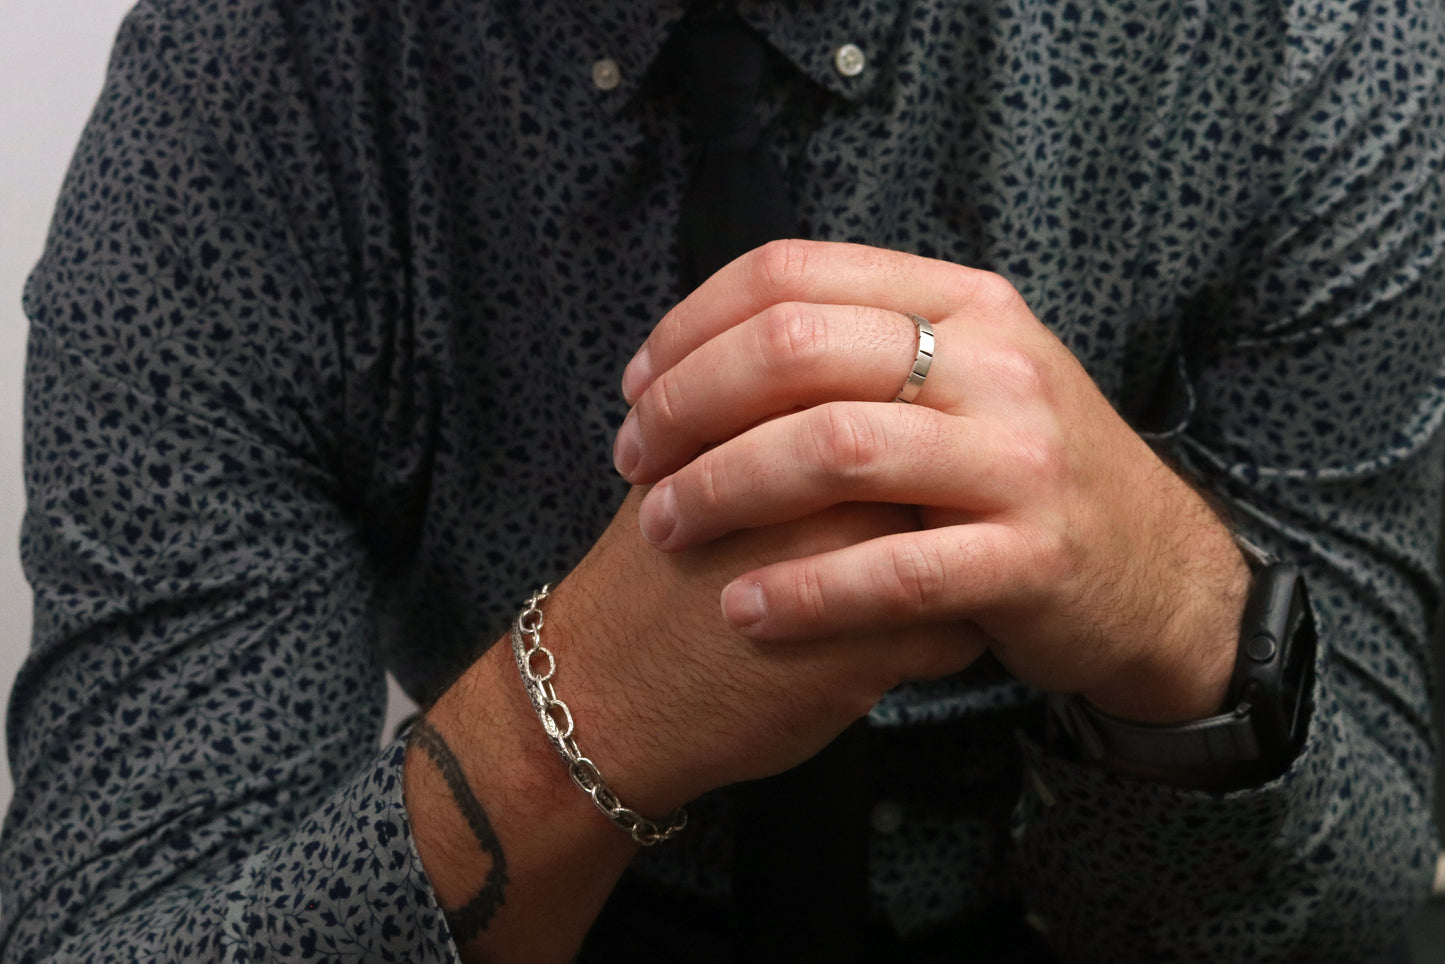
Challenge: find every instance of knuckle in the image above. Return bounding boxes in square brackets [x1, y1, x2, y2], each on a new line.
[882, 540, 949, 614]
[760, 303, 828, 373]
[753, 238, 812, 296]
[650, 314, 689, 372]
[970, 269, 1026, 314]
[780, 561, 830, 624]
[976, 343, 1048, 401]
[688, 451, 726, 511]
[1007, 426, 1064, 484]
[1018, 520, 1076, 589]
[809, 404, 885, 482]
[647, 367, 687, 427]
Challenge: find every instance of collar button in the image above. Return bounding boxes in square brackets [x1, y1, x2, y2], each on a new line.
[833, 43, 866, 78]
[592, 57, 622, 91]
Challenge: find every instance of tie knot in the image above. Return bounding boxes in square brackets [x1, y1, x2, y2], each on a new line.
[675, 15, 771, 147]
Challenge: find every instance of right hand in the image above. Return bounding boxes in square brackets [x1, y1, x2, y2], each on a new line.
[538, 487, 986, 816]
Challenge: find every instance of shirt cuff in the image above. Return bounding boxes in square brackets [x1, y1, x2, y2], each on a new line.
[1010, 668, 1433, 960]
[235, 737, 461, 962]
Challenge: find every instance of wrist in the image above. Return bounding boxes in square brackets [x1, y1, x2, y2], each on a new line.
[1054, 549, 1317, 789]
[1081, 519, 1251, 725]
[511, 584, 688, 843]
[403, 636, 639, 961]
[406, 636, 632, 872]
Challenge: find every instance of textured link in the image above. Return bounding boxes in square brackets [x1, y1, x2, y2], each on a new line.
[511, 585, 688, 845]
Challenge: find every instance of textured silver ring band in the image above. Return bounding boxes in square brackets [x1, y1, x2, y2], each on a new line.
[894, 313, 935, 404]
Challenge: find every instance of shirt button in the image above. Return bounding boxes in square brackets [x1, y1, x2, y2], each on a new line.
[869, 799, 904, 835]
[833, 43, 867, 77]
[592, 57, 622, 91]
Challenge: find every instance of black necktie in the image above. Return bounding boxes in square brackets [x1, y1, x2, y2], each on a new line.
[673, 15, 871, 962]
[675, 12, 798, 289]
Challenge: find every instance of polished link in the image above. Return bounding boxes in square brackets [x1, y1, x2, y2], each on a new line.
[511, 585, 687, 845]
[571, 758, 603, 792]
[592, 785, 622, 813]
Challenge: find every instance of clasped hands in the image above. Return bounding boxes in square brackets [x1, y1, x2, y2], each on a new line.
[614, 240, 1250, 729]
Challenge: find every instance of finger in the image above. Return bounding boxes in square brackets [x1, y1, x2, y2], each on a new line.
[615, 302, 920, 483]
[718, 523, 1037, 641]
[635, 401, 1042, 551]
[622, 240, 1022, 402]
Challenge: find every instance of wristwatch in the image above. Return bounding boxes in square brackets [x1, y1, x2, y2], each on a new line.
[1049, 555, 1317, 788]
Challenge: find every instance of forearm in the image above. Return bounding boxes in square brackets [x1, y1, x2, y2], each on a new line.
[403, 629, 639, 964]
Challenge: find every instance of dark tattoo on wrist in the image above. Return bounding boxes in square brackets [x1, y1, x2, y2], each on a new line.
[410, 718, 510, 943]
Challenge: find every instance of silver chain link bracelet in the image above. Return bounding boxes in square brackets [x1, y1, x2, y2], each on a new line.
[510, 585, 688, 846]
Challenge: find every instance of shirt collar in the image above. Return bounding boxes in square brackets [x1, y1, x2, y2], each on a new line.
[570, 1, 691, 112]
[557, 0, 905, 114]
[740, 0, 904, 103]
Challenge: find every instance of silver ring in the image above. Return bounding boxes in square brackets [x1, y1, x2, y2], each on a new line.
[893, 314, 935, 404]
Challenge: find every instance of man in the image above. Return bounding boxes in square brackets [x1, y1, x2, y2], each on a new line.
[3, 0, 1442, 960]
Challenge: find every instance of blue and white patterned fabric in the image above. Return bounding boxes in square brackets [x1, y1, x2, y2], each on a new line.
[4, 0, 1444, 959]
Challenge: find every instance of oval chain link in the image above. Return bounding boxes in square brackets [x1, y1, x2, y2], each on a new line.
[511, 585, 687, 845]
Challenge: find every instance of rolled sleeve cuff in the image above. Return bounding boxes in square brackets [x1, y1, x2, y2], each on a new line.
[235, 738, 460, 962]
[1011, 669, 1434, 961]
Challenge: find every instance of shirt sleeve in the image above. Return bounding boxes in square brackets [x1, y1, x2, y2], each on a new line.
[1, 2, 459, 959]
[1011, 1, 1445, 960]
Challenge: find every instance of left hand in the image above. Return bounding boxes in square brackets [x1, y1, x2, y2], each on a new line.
[613, 240, 1251, 724]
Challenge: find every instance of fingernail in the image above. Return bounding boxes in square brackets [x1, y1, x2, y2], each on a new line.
[638, 479, 677, 545]
[613, 409, 642, 479]
[722, 580, 768, 632]
[622, 345, 653, 404]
